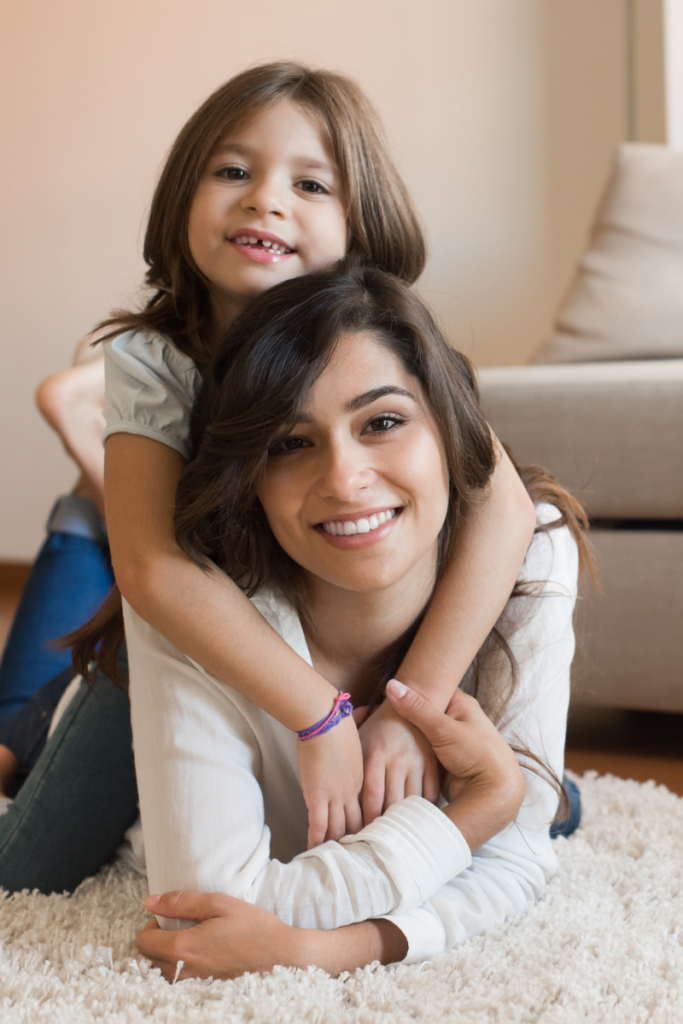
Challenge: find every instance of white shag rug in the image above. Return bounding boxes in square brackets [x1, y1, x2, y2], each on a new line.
[1, 771, 683, 1023]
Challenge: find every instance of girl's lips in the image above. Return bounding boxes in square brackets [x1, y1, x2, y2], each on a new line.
[315, 508, 402, 550]
[228, 230, 296, 264]
[228, 240, 296, 264]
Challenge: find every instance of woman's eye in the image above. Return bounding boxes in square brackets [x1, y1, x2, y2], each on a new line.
[269, 436, 309, 456]
[216, 166, 248, 181]
[365, 415, 405, 434]
[298, 179, 327, 195]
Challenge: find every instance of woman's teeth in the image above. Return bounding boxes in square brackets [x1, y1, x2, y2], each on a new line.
[321, 509, 397, 537]
[233, 236, 293, 254]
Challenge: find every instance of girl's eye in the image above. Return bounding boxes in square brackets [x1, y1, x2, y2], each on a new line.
[298, 179, 328, 195]
[216, 166, 248, 181]
[364, 415, 405, 435]
[269, 436, 310, 456]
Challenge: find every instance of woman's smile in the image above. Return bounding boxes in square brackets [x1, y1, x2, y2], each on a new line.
[315, 506, 402, 548]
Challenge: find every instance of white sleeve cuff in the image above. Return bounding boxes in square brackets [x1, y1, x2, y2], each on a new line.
[380, 905, 448, 964]
[340, 796, 471, 913]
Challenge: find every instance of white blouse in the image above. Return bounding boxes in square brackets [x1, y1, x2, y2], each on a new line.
[124, 504, 578, 965]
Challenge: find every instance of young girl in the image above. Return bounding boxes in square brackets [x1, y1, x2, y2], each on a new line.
[127, 260, 586, 977]
[0, 63, 541, 889]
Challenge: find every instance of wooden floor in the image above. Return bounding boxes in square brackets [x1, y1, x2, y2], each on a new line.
[1, 569, 683, 796]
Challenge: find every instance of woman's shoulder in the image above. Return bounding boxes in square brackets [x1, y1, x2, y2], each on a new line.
[522, 503, 579, 600]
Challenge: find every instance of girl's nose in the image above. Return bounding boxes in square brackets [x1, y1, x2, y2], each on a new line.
[241, 175, 289, 219]
[316, 439, 375, 502]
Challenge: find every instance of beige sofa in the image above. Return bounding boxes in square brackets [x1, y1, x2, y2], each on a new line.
[478, 144, 683, 712]
[479, 359, 683, 711]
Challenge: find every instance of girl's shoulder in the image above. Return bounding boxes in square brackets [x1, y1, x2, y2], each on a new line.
[103, 328, 202, 459]
[107, 327, 199, 378]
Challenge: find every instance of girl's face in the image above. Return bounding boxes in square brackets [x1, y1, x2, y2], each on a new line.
[188, 100, 348, 326]
[257, 332, 450, 599]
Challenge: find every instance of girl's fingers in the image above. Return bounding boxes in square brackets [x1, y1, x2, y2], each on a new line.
[422, 761, 441, 804]
[361, 765, 386, 825]
[404, 769, 424, 799]
[383, 766, 408, 811]
[325, 802, 347, 843]
[306, 805, 329, 850]
[344, 799, 363, 836]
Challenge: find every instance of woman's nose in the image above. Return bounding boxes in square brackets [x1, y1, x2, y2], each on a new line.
[240, 175, 289, 219]
[316, 439, 375, 501]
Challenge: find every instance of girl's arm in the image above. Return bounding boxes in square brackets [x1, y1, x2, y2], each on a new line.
[360, 440, 537, 820]
[105, 432, 364, 846]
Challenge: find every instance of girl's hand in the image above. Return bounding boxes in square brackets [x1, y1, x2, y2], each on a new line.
[357, 700, 440, 824]
[297, 714, 364, 849]
[385, 679, 525, 850]
[138, 891, 299, 981]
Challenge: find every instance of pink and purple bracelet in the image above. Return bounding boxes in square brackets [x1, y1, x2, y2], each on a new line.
[297, 692, 354, 741]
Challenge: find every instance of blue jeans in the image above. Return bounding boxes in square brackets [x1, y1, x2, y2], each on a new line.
[0, 496, 114, 725]
[0, 665, 138, 894]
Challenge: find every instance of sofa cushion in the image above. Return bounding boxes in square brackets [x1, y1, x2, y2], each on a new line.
[479, 359, 683, 519]
[535, 144, 683, 364]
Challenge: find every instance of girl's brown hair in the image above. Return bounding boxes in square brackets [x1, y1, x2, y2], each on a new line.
[98, 62, 426, 364]
[71, 257, 590, 817]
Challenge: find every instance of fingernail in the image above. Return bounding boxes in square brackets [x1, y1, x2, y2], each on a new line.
[144, 894, 160, 905]
[387, 679, 408, 698]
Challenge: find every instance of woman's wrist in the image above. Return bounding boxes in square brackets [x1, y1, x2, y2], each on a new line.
[293, 919, 408, 973]
[442, 770, 524, 851]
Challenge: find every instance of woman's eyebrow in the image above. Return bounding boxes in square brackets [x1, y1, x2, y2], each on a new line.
[345, 386, 416, 412]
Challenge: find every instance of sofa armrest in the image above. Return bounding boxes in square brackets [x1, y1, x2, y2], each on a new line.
[478, 359, 683, 519]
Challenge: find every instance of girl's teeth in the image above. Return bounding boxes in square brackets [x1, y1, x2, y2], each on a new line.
[322, 509, 396, 536]
[233, 237, 292, 254]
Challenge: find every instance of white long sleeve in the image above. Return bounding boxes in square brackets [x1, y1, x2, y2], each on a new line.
[126, 503, 577, 960]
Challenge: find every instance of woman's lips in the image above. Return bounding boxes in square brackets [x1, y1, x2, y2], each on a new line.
[315, 508, 402, 549]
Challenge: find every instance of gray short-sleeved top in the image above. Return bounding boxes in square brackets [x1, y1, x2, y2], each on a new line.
[102, 330, 202, 460]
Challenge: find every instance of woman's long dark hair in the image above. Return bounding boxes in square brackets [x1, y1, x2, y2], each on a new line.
[70, 258, 591, 817]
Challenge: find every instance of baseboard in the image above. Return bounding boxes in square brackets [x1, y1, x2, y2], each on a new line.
[0, 562, 32, 590]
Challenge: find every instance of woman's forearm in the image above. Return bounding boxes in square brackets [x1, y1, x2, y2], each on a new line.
[395, 440, 536, 710]
[294, 919, 408, 973]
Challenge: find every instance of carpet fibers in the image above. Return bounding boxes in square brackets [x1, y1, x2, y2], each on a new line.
[1, 771, 683, 1023]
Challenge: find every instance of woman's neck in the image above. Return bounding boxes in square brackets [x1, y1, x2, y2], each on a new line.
[302, 548, 437, 707]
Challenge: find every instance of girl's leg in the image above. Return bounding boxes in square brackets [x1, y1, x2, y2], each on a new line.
[550, 774, 581, 839]
[0, 494, 113, 726]
[0, 663, 138, 894]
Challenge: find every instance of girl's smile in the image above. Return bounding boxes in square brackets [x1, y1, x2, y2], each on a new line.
[188, 100, 348, 326]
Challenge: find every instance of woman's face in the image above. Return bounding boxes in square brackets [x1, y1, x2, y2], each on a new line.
[257, 331, 450, 598]
[188, 100, 348, 326]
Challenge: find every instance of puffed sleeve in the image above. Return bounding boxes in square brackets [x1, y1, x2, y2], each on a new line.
[382, 504, 579, 962]
[102, 330, 201, 460]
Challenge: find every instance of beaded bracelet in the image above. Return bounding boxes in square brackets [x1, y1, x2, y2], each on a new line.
[297, 692, 354, 741]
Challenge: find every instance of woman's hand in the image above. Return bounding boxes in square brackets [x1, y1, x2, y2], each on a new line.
[385, 680, 525, 850]
[358, 700, 441, 824]
[297, 714, 364, 849]
[138, 890, 408, 982]
[138, 891, 300, 981]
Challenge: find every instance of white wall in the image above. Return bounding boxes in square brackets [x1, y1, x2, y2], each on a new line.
[0, 0, 663, 558]
[664, 0, 683, 146]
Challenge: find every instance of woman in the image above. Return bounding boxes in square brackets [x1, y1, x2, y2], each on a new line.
[118, 259, 588, 978]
